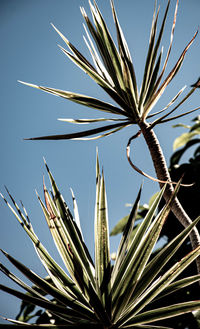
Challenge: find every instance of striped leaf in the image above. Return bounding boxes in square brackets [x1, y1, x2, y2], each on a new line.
[111, 0, 138, 104]
[95, 166, 111, 315]
[143, 30, 198, 118]
[130, 215, 200, 304]
[139, 4, 160, 111]
[18, 81, 125, 116]
[154, 274, 200, 301]
[0, 191, 85, 302]
[19, 0, 199, 143]
[111, 186, 142, 283]
[24, 120, 129, 141]
[58, 118, 125, 124]
[0, 284, 88, 322]
[37, 189, 88, 294]
[113, 182, 178, 320]
[111, 185, 166, 302]
[43, 162, 96, 288]
[1, 157, 200, 327]
[122, 300, 200, 326]
[89, 1, 126, 98]
[0, 250, 93, 318]
[119, 245, 200, 325]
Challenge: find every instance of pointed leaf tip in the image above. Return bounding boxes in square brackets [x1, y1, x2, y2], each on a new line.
[17, 80, 39, 89]
[43, 157, 47, 165]
[35, 189, 39, 197]
[0, 249, 8, 256]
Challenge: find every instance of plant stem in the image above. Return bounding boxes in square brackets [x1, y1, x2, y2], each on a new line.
[139, 120, 200, 274]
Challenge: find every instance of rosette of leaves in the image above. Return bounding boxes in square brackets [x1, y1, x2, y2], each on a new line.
[1, 155, 200, 328]
[19, 0, 200, 142]
[18, 0, 200, 272]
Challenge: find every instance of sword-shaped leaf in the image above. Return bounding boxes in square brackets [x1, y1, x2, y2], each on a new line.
[24, 120, 129, 140]
[0, 260, 49, 302]
[42, 162, 113, 324]
[129, 215, 200, 304]
[152, 0, 179, 90]
[2, 187, 32, 230]
[63, 123, 129, 141]
[51, 23, 96, 72]
[154, 274, 200, 301]
[0, 191, 84, 302]
[83, 23, 114, 85]
[143, 30, 198, 118]
[143, 47, 163, 107]
[44, 160, 94, 268]
[144, 0, 179, 113]
[0, 318, 73, 327]
[59, 45, 132, 113]
[152, 86, 197, 126]
[158, 105, 200, 125]
[94, 150, 101, 296]
[111, 185, 166, 301]
[0, 250, 93, 318]
[95, 168, 111, 316]
[58, 118, 125, 124]
[150, 85, 186, 125]
[37, 188, 88, 294]
[80, 5, 131, 112]
[139, 4, 159, 110]
[111, 0, 138, 112]
[122, 300, 200, 326]
[18, 81, 126, 116]
[70, 188, 82, 239]
[142, 0, 171, 108]
[80, 6, 116, 86]
[89, 1, 127, 98]
[120, 245, 200, 325]
[0, 284, 86, 322]
[1, 184, 112, 326]
[123, 325, 173, 329]
[43, 164, 96, 289]
[111, 186, 142, 283]
[113, 182, 179, 320]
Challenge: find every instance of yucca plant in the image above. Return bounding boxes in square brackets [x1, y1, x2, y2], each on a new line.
[18, 0, 200, 273]
[1, 155, 200, 328]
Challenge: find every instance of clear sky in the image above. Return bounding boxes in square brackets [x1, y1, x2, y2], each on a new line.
[1, 0, 200, 323]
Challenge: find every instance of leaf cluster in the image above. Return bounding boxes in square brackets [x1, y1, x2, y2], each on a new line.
[20, 0, 200, 141]
[1, 155, 200, 328]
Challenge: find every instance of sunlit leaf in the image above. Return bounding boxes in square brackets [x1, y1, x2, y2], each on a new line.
[170, 138, 200, 166]
[123, 301, 200, 326]
[173, 130, 200, 150]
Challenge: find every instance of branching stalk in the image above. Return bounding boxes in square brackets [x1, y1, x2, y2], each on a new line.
[139, 120, 200, 273]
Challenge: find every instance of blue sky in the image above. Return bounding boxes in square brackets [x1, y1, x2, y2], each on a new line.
[1, 0, 200, 323]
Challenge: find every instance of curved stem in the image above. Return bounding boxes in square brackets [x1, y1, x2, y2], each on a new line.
[139, 120, 200, 274]
[126, 132, 193, 187]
